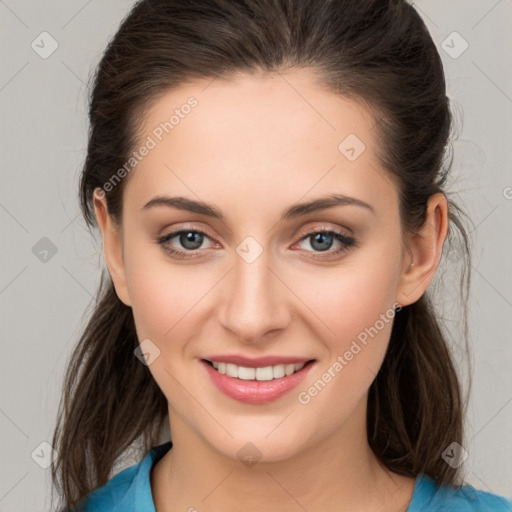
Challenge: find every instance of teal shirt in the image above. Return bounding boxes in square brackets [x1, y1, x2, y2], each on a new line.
[76, 442, 512, 511]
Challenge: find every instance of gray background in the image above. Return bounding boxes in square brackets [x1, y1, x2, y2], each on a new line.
[1, 1, 511, 510]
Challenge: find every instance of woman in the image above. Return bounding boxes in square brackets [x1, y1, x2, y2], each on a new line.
[51, 0, 512, 510]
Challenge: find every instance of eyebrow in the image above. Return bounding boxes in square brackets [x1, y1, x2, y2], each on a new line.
[141, 193, 375, 220]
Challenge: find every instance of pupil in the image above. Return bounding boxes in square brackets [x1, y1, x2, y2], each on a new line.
[180, 232, 202, 250]
[311, 233, 332, 251]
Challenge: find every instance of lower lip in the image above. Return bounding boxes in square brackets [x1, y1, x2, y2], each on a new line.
[200, 359, 316, 404]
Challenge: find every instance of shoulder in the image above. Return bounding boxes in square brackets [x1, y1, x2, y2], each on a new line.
[409, 473, 512, 512]
[78, 464, 139, 510]
[75, 441, 173, 512]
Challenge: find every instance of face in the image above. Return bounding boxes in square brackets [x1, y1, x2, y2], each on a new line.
[94, 69, 444, 463]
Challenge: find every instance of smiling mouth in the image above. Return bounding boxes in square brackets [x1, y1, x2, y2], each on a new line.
[202, 359, 315, 381]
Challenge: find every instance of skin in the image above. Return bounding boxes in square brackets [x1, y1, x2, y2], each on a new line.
[93, 69, 448, 511]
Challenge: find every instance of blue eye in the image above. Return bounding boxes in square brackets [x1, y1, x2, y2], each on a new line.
[308, 232, 335, 251]
[175, 231, 204, 250]
[156, 227, 357, 260]
[297, 229, 356, 258]
[156, 229, 214, 258]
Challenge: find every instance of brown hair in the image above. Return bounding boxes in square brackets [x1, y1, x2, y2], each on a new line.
[51, 0, 473, 509]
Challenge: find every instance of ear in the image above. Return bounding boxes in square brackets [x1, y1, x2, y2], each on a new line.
[92, 188, 132, 307]
[395, 192, 449, 307]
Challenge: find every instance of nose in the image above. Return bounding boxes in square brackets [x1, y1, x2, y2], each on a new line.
[218, 249, 292, 344]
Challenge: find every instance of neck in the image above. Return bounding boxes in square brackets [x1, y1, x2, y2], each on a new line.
[151, 396, 414, 512]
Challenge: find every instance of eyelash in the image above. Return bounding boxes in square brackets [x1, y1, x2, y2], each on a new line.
[155, 227, 357, 260]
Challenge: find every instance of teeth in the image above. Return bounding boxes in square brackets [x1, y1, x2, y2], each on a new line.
[210, 361, 306, 380]
[285, 364, 296, 376]
[226, 363, 238, 378]
[239, 366, 255, 380]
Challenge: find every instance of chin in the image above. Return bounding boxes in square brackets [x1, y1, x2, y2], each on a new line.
[204, 426, 314, 466]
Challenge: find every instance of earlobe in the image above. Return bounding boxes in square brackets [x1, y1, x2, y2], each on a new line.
[395, 193, 449, 307]
[92, 188, 132, 307]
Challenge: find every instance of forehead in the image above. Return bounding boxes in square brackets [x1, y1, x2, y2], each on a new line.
[123, 70, 397, 220]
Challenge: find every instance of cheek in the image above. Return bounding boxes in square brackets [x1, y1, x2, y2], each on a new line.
[289, 247, 402, 415]
[298, 255, 401, 349]
[124, 243, 223, 362]
[292, 260, 401, 434]
[123, 241, 197, 340]
[124, 248, 215, 397]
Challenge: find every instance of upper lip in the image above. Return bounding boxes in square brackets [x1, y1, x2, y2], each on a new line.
[202, 354, 314, 367]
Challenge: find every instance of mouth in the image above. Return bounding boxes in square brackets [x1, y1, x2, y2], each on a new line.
[200, 358, 316, 404]
[202, 359, 312, 381]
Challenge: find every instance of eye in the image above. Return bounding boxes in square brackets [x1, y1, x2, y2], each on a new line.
[155, 226, 357, 260]
[156, 229, 216, 259]
[295, 228, 357, 258]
